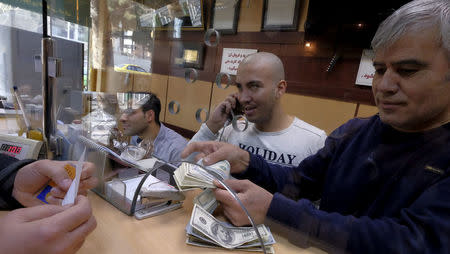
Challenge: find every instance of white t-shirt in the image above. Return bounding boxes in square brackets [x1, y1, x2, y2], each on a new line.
[189, 117, 327, 167]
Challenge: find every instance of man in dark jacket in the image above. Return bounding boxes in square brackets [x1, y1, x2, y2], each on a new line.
[0, 154, 98, 254]
[181, 0, 450, 253]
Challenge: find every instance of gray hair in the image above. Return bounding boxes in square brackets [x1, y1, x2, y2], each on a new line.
[371, 0, 450, 54]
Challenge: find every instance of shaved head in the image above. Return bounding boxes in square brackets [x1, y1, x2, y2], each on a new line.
[239, 52, 285, 84]
[235, 52, 288, 128]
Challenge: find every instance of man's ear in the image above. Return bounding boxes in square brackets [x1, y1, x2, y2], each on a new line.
[275, 80, 287, 98]
[144, 110, 155, 123]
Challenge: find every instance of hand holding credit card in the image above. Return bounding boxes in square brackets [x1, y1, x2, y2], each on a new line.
[36, 149, 86, 205]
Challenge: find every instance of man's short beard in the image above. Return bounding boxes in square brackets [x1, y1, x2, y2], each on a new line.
[125, 125, 148, 137]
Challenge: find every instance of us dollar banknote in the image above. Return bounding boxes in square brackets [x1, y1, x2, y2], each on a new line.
[193, 188, 217, 214]
[189, 204, 271, 249]
[185, 236, 275, 253]
[174, 160, 230, 190]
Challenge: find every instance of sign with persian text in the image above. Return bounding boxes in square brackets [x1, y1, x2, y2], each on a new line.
[355, 49, 375, 86]
[220, 48, 257, 75]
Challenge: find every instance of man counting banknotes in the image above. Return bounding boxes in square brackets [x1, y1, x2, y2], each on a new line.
[181, 1, 450, 253]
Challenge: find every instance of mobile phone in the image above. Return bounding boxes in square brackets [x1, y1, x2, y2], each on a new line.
[232, 99, 244, 116]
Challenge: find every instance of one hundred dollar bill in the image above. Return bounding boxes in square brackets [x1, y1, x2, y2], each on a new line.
[186, 222, 276, 248]
[193, 189, 218, 214]
[189, 204, 270, 249]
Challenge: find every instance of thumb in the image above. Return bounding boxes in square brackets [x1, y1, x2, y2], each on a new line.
[213, 180, 248, 206]
[45, 165, 73, 191]
[14, 204, 68, 222]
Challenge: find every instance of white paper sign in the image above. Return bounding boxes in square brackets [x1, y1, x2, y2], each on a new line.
[220, 48, 258, 75]
[355, 49, 376, 86]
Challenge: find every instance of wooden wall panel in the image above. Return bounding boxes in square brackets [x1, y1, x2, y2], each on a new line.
[219, 32, 303, 44]
[151, 39, 171, 75]
[152, 30, 375, 105]
[133, 74, 169, 122]
[237, 0, 263, 32]
[132, 74, 151, 92]
[281, 93, 357, 134]
[164, 76, 212, 132]
[281, 55, 375, 104]
[103, 68, 133, 93]
[357, 104, 378, 118]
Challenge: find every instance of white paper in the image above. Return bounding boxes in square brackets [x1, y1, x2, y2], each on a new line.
[355, 49, 376, 86]
[62, 148, 85, 206]
[220, 48, 258, 75]
[135, 157, 159, 172]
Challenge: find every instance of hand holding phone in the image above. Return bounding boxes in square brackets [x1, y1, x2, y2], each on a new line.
[207, 94, 240, 133]
[229, 99, 244, 120]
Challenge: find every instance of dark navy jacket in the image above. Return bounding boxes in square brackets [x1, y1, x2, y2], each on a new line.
[0, 154, 34, 209]
[235, 115, 450, 253]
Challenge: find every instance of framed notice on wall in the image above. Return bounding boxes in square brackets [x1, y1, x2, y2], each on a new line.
[220, 48, 258, 75]
[355, 49, 376, 86]
[210, 0, 241, 34]
[262, 0, 300, 31]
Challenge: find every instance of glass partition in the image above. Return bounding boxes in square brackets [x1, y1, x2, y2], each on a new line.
[2, 1, 440, 254]
[0, 1, 361, 253]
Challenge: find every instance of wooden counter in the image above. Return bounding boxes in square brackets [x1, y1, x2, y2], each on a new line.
[76, 191, 326, 254]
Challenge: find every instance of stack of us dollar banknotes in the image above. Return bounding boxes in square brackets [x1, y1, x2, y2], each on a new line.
[174, 161, 276, 252]
[174, 160, 231, 213]
[186, 204, 276, 253]
[173, 160, 231, 190]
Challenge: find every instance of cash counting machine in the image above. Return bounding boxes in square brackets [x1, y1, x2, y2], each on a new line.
[0, 134, 43, 160]
[76, 136, 184, 219]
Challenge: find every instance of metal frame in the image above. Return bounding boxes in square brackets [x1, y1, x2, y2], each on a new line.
[261, 0, 301, 31]
[210, 0, 241, 34]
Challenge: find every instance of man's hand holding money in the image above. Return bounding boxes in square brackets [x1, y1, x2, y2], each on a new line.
[214, 179, 273, 227]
